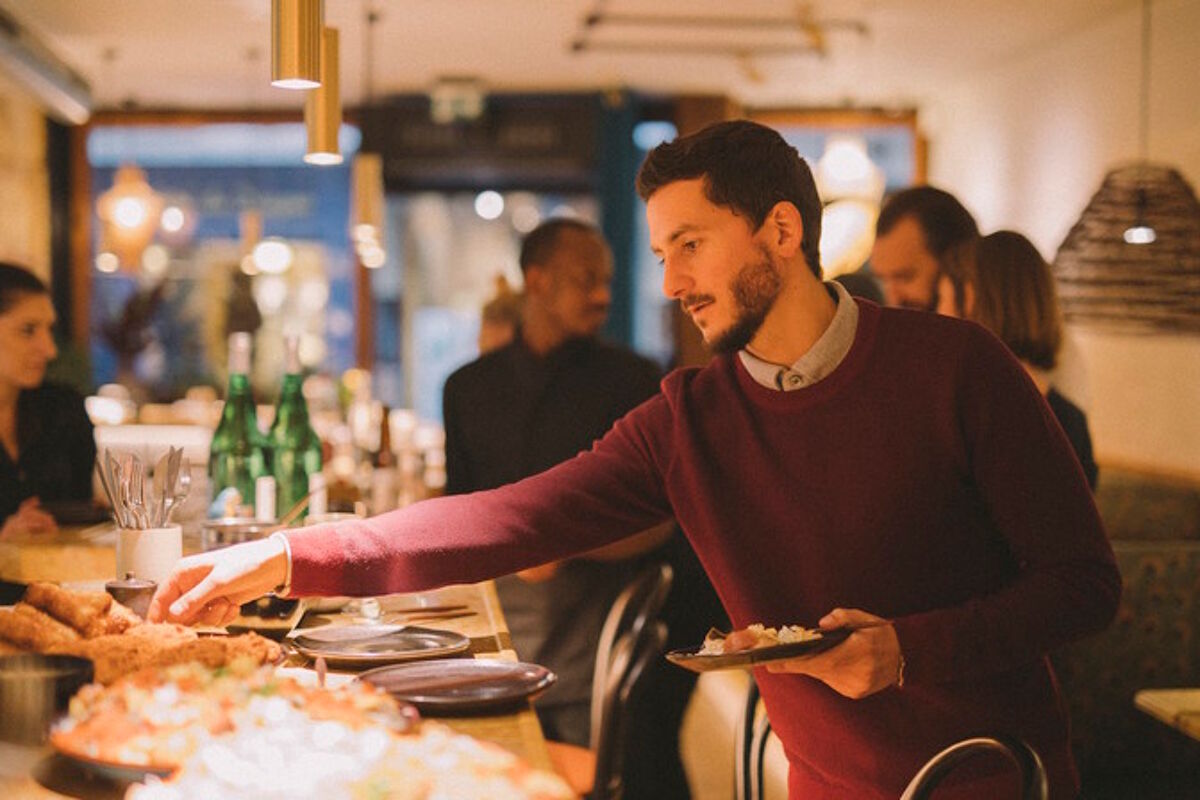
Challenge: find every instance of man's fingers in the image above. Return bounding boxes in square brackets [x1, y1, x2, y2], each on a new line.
[148, 559, 211, 622]
[819, 607, 887, 630]
[166, 570, 227, 624]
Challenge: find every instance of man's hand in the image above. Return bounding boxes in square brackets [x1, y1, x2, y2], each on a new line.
[764, 608, 903, 699]
[0, 497, 58, 540]
[147, 537, 288, 626]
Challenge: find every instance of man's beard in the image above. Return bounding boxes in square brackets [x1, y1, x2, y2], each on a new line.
[709, 246, 783, 354]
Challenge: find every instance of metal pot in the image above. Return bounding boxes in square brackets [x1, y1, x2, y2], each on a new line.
[0, 654, 94, 745]
[200, 518, 283, 552]
[105, 573, 157, 619]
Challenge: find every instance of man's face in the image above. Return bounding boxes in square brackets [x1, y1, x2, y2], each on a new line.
[647, 178, 783, 353]
[870, 215, 941, 310]
[529, 228, 613, 340]
[0, 293, 58, 390]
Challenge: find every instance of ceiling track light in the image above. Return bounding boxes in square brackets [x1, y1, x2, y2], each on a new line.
[304, 27, 342, 165]
[272, 0, 323, 89]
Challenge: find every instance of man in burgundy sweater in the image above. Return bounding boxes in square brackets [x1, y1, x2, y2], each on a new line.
[153, 120, 1120, 799]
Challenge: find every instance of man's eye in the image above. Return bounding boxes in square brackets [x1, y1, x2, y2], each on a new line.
[683, 240, 698, 252]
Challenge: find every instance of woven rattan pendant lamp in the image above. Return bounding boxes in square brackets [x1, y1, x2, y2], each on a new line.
[1052, 0, 1200, 334]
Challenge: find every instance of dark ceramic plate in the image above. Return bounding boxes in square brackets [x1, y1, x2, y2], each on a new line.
[665, 627, 852, 673]
[358, 659, 556, 715]
[291, 624, 470, 668]
[48, 741, 175, 783]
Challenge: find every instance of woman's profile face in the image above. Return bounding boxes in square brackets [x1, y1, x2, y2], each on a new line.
[0, 293, 58, 389]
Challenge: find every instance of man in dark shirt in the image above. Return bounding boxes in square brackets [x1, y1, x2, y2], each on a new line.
[443, 218, 721, 797]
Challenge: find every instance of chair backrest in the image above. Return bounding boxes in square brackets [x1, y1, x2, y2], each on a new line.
[736, 678, 773, 800]
[589, 620, 669, 800]
[899, 735, 1049, 800]
[589, 562, 673, 745]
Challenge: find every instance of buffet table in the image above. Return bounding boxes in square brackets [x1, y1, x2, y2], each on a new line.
[0, 528, 555, 798]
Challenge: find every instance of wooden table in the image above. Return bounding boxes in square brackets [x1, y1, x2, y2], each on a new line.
[0, 573, 554, 797]
[1134, 688, 1200, 741]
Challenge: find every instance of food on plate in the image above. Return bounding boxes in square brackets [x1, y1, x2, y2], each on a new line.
[23, 581, 127, 637]
[52, 659, 412, 770]
[51, 660, 573, 800]
[0, 604, 81, 650]
[0, 583, 280, 683]
[698, 623, 824, 656]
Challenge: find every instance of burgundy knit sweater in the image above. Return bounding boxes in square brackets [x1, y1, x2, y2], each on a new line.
[287, 300, 1120, 798]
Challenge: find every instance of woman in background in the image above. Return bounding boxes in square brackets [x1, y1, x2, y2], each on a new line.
[0, 262, 95, 540]
[938, 231, 1098, 488]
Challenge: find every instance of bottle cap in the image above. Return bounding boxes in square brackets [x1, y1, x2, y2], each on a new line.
[228, 332, 252, 375]
[255, 476, 277, 521]
[284, 334, 302, 374]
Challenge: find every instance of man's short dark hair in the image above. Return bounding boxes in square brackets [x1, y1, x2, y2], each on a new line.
[635, 120, 823, 278]
[876, 186, 979, 265]
[518, 218, 600, 274]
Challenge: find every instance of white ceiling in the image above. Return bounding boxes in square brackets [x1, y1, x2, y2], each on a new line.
[0, 0, 1139, 114]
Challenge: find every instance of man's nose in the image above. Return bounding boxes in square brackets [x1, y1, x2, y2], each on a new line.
[661, 258, 689, 300]
[40, 331, 58, 360]
[590, 282, 612, 305]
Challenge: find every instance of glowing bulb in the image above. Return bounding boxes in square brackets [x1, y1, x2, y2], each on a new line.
[303, 152, 344, 166]
[142, 244, 170, 277]
[360, 244, 387, 269]
[474, 190, 504, 221]
[252, 238, 294, 274]
[1123, 225, 1157, 245]
[161, 205, 186, 233]
[113, 197, 148, 229]
[95, 252, 120, 273]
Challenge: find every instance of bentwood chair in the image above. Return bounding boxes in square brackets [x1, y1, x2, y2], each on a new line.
[900, 735, 1049, 800]
[736, 677, 774, 800]
[547, 563, 675, 799]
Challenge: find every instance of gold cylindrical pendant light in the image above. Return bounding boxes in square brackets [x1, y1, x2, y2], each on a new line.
[304, 27, 342, 165]
[271, 0, 322, 89]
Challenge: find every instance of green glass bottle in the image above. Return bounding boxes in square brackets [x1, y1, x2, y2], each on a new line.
[208, 332, 270, 515]
[269, 335, 323, 517]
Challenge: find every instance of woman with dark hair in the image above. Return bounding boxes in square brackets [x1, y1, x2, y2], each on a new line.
[0, 262, 96, 540]
[937, 231, 1099, 488]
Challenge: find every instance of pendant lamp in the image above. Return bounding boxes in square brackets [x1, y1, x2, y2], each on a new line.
[96, 164, 163, 271]
[304, 27, 342, 165]
[271, 0, 322, 89]
[1052, 0, 1200, 334]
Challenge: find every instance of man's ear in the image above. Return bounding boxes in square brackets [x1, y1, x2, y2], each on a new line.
[523, 265, 548, 294]
[762, 201, 804, 258]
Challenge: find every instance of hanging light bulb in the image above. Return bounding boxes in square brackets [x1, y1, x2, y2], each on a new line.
[1123, 188, 1157, 245]
[304, 27, 342, 165]
[271, 0, 322, 89]
[1123, 0, 1158, 246]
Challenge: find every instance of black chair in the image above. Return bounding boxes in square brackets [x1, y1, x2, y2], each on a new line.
[900, 735, 1049, 800]
[547, 563, 674, 799]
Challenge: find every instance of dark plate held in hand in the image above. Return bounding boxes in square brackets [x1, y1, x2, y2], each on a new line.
[665, 627, 853, 673]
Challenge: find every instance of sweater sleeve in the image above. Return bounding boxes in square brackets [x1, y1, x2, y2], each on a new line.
[285, 394, 675, 597]
[891, 328, 1121, 685]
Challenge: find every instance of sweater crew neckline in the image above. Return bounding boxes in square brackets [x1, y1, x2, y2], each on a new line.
[732, 298, 881, 411]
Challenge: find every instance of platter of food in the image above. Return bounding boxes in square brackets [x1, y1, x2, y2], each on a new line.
[359, 658, 557, 715]
[666, 623, 852, 673]
[48, 658, 573, 799]
[290, 623, 471, 668]
[0, 582, 281, 684]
